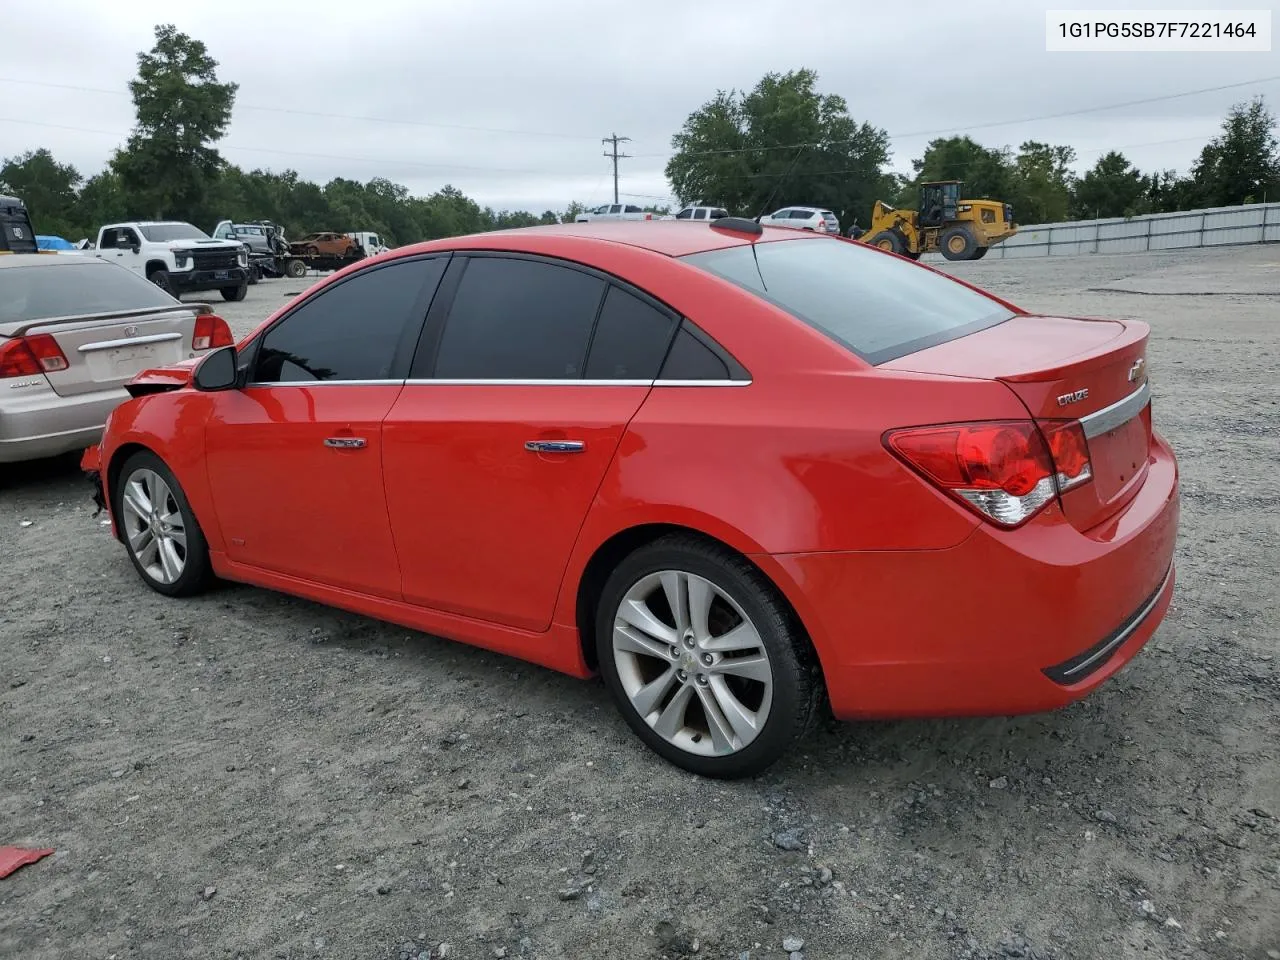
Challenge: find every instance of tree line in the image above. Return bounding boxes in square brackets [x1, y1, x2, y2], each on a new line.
[3, 27, 1278, 247]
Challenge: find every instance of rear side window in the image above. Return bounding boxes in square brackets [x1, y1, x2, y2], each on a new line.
[433, 257, 606, 379]
[682, 237, 1014, 365]
[254, 257, 444, 382]
[0, 262, 177, 324]
[659, 326, 730, 380]
[583, 286, 677, 380]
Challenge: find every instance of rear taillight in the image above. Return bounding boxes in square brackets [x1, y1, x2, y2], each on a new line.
[885, 419, 1093, 528]
[193, 314, 234, 351]
[0, 334, 70, 378]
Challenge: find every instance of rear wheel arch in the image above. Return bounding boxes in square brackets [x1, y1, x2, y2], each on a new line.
[573, 523, 821, 684]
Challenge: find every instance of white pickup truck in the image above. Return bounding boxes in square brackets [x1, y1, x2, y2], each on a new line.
[92, 221, 250, 301]
[574, 203, 657, 223]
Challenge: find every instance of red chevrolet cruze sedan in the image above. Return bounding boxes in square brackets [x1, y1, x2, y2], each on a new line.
[83, 219, 1179, 778]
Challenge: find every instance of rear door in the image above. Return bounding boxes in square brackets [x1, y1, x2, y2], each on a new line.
[1, 260, 200, 397]
[382, 254, 679, 631]
[203, 255, 446, 597]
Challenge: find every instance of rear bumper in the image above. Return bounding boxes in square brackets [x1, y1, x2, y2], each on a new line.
[768, 431, 1180, 719]
[0, 385, 125, 463]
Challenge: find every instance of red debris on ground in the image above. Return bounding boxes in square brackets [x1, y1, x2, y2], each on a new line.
[0, 846, 55, 879]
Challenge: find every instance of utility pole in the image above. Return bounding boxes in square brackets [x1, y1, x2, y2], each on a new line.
[602, 133, 631, 204]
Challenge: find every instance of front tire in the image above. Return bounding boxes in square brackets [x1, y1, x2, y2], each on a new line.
[595, 535, 819, 779]
[221, 281, 248, 302]
[114, 451, 213, 597]
[149, 268, 174, 295]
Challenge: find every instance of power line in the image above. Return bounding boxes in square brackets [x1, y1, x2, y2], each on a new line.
[602, 133, 631, 204]
[0, 116, 592, 178]
[0, 76, 601, 141]
[632, 74, 1280, 160]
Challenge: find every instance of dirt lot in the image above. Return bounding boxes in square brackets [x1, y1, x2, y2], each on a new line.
[2, 246, 1278, 960]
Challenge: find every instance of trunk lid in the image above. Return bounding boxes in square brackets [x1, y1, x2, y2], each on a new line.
[882, 314, 1153, 531]
[21, 305, 203, 398]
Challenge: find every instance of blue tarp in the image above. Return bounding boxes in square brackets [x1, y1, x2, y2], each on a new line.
[36, 235, 75, 250]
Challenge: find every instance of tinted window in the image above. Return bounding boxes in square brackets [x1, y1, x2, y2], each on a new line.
[433, 257, 605, 379]
[255, 257, 444, 382]
[624, 205, 643, 213]
[659, 326, 730, 380]
[609, 205, 622, 214]
[675, 208, 693, 220]
[693, 209, 707, 220]
[711, 209, 729, 219]
[584, 286, 677, 380]
[682, 237, 1014, 365]
[0, 262, 178, 324]
[770, 210, 790, 219]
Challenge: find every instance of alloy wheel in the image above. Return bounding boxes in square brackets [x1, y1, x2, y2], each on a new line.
[120, 468, 188, 585]
[611, 569, 774, 757]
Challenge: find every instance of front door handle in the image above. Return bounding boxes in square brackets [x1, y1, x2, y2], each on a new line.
[524, 440, 585, 454]
[324, 437, 367, 449]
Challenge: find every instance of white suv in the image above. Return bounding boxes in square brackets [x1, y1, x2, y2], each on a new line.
[758, 206, 840, 234]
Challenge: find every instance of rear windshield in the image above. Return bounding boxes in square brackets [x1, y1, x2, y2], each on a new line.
[0, 261, 180, 324]
[681, 237, 1014, 364]
[139, 223, 208, 242]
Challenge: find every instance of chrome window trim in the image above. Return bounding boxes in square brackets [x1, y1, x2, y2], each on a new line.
[1079, 381, 1150, 439]
[244, 377, 753, 388]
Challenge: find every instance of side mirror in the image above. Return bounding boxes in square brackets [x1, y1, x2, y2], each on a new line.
[193, 346, 239, 392]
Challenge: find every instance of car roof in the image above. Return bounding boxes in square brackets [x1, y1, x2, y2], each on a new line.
[420, 220, 819, 258]
[0, 254, 111, 270]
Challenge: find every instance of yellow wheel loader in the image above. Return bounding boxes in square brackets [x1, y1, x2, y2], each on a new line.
[861, 181, 1016, 262]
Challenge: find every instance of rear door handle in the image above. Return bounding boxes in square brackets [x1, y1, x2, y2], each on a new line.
[324, 437, 367, 449]
[524, 440, 585, 454]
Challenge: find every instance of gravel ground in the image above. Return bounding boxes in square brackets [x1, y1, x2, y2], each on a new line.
[2, 246, 1278, 960]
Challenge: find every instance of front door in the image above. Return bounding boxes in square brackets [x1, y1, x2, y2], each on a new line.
[382, 255, 680, 632]
[203, 255, 447, 598]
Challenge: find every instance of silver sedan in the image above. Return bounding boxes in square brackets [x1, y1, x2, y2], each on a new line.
[0, 255, 232, 463]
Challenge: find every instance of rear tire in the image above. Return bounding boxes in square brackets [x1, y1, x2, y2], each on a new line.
[595, 534, 819, 779]
[114, 451, 213, 598]
[940, 225, 979, 261]
[285, 259, 307, 279]
[221, 281, 248, 302]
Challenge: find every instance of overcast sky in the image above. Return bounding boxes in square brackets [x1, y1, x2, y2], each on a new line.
[2, 0, 1277, 213]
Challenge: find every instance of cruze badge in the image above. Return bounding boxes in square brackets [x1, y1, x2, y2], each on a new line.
[1128, 358, 1146, 383]
[1056, 388, 1089, 406]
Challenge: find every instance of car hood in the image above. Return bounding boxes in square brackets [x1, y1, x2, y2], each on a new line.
[168, 239, 242, 250]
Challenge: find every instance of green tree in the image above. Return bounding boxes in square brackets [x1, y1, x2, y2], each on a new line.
[908, 136, 1015, 202]
[1010, 140, 1076, 223]
[1189, 96, 1279, 206]
[0, 148, 83, 237]
[665, 70, 892, 226]
[1072, 151, 1149, 219]
[112, 23, 238, 221]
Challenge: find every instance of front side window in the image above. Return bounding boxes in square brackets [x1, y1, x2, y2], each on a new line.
[254, 257, 445, 382]
[432, 257, 606, 380]
[682, 237, 1014, 365]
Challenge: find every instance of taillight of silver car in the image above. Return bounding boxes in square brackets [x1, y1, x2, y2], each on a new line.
[192, 314, 235, 352]
[0, 334, 70, 378]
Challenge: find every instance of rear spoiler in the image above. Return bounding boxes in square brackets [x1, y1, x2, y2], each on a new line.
[0, 302, 210, 339]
